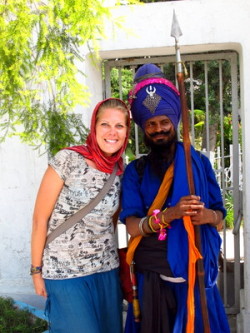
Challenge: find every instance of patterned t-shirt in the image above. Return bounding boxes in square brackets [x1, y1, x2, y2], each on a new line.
[42, 149, 120, 279]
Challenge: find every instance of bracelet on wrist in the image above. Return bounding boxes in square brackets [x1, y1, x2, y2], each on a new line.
[30, 265, 42, 276]
[161, 212, 170, 228]
[138, 216, 149, 237]
[152, 209, 167, 241]
[148, 215, 157, 233]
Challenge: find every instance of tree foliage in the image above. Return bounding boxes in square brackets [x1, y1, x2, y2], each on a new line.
[0, 0, 138, 155]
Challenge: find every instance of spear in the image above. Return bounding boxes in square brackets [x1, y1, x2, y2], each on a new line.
[171, 10, 210, 333]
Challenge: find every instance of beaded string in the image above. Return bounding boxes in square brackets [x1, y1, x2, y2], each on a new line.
[152, 209, 171, 241]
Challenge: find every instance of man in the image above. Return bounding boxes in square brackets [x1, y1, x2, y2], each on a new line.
[120, 64, 230, 333]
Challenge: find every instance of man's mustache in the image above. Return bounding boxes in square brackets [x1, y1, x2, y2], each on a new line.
[149, 130, 171, 138]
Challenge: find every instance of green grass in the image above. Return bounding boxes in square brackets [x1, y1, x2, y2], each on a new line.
[225, 193, 234, 229]
[0, 297, 48, 333]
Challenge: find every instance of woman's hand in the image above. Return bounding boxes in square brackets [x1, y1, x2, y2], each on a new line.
[32, 274, 47, 298]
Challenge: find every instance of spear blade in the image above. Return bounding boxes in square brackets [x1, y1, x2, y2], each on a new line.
[171, 10, 183, 73]
[170, 10, 183, 42]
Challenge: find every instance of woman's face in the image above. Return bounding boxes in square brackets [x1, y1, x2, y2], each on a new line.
[96, 107, 128, 156]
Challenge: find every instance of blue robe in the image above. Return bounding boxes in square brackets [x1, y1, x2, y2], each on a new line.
[120, 142, 230, 333]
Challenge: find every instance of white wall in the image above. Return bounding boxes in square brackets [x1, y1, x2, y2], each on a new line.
[0, 138, 47, 293]
[99, 0, 245, 58]
[75, 52, 103, 126]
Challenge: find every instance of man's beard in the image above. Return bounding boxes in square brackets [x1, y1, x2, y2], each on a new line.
[144, 130, 177, 180]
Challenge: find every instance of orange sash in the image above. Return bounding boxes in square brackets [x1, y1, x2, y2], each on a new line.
[183, 215, 202, 332]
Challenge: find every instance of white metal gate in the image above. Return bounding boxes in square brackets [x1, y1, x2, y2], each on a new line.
[103, 51, 242, 316]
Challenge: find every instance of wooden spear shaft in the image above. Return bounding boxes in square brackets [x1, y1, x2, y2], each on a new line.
[171, 11, 210, 333]
[177, 72, 210, 333]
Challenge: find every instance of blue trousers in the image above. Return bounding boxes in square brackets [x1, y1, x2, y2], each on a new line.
[45, 269, 123, 333]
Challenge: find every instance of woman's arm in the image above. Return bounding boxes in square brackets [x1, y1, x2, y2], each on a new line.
[31, 166, 64, 297]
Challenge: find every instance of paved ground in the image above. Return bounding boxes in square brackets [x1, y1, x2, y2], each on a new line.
[219, 227, 244, 260]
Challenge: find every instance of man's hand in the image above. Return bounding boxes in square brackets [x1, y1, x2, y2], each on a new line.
[163, 194, 222, 227]
[164, 195, 204, 222]
[191, 208, 222, 227]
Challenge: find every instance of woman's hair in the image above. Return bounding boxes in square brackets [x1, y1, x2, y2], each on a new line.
[96, 98, 130, 127]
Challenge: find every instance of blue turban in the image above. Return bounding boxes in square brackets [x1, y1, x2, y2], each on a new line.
[134, 63, 165, 83]
[128, 64, 181, 130]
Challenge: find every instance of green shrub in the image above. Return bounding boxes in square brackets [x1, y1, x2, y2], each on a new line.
[0, 297, 48, 333]
[225, 193, 234, 229]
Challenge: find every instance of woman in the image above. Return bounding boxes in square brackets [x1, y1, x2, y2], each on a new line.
[31, 98, 130, 333]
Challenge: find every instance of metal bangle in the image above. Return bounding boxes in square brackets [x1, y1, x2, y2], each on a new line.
[138, 216, 148, 237]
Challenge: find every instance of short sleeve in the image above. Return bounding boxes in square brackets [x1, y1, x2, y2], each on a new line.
[49, 149, 77, 181]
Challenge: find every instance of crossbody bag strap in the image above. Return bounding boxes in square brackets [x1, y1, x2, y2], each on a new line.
[45, 163, 118, 247]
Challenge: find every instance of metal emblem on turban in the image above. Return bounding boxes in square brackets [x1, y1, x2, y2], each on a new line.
[143, 85, 161, 114]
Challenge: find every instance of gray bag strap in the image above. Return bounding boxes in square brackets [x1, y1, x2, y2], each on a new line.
[45, 163, 118, 247]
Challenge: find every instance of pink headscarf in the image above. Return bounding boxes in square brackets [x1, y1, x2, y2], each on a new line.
[66, 98, 130, 175]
